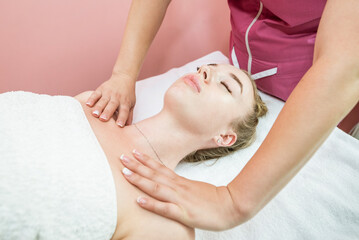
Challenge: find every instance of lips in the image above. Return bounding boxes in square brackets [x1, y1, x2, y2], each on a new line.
[183, 74, 201, 93]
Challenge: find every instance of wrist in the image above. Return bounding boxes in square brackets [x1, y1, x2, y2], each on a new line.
[112, 55, 142, 81]
[111, 70, 137, 83]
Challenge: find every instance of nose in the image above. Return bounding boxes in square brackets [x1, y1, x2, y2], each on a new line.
[197, 66, 210, 84]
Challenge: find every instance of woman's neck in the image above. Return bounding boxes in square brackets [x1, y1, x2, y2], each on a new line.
[119, 111, 208, 170]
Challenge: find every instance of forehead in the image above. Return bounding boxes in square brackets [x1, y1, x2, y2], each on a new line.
[216, 64, 251, 84]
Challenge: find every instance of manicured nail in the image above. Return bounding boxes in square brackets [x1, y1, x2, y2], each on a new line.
[100, 115, 107, 120]
[137, 196, 147, 205]
[86, 102, 91, 106]
[120, 154, 130, 163]
[132, 149, 142, 157]
[93, 110, 100, 116]
[117, 121, 124, 127]
[122, 167, 132, 176]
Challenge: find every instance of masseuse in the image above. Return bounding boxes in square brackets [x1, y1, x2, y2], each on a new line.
[86, 0, 359, 230]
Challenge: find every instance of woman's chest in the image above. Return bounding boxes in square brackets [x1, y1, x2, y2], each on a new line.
[73, 96, 193, 239]
[74, 98, 167, 238]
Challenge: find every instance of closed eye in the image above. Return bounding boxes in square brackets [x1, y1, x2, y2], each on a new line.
[221, 81, 232, 94]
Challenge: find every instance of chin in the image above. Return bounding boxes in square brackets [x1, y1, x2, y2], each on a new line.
[164, 87, 191, 113]
[164, 83, 193, 108]
[163, 87, 206, 133]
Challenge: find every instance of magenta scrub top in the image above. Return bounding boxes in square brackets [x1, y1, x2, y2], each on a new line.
[228, 0, 327, 101]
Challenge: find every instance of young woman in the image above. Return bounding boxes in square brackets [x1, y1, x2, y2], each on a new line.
[0, 64, 267, 239]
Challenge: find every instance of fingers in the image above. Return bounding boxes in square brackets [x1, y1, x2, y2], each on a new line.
[99, 99, 120, 122]
[86, 91, 102, 108]
[120, 151, 190, 226]
[136, 196, 184, 223]
[85, 77, 136, 125]
[120, 153, 174, 189]
[120, 159, 177, 203]
[116, 104, 130, 127]
[91, 96, 111, 118]
[131, 150, 175, 178]
[87, 92, 131, 126]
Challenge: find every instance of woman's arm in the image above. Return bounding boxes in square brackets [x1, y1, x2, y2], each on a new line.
[85, 0, 172, 126]
[111, 0, 172, 78]
[228, 0, 359, 218]
[119, 0, 359, 230]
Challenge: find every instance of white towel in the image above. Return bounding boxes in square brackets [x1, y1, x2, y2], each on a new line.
[134, 51, 359, 240]
[0, 91, 117, 240]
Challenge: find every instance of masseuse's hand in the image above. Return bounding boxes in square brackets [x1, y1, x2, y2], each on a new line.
[86, 72, 136, 127]
[120, 150, 247, 230]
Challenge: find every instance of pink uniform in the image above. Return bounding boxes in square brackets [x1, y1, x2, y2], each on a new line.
[228, 0, 327, 101]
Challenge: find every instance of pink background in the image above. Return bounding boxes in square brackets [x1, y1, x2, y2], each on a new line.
[0, 0, 231, 96]
[0, 0, 356, 133]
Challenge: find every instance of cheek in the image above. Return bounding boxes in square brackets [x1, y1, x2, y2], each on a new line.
[213, 97, 246, 126]
[164, 85, 239, 132]
[199, 96, 234, 129]
[231, 104, 250, 124]
[207, 93, 233, 115]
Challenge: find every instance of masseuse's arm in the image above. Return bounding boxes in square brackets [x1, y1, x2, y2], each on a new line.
[86, 0, 172, 127]
[227, 0, 359, 221]
[120, 0, 359, 230]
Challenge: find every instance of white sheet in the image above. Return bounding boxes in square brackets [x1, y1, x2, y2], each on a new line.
[134, 51, 359, 240]
[0, 92, 117, 240]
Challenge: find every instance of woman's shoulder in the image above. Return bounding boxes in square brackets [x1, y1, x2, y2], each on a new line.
[73, 91, 94, 103]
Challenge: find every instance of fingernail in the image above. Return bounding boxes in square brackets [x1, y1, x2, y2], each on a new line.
[93, 110, 100, 116]
[120, 154, 130, 163]
[122, 167, 132, 176]
[137, 196, 146, 205]
[117, 122, 124, 127]
[132, 149, 142, 157]
[86, 102, 91, 106]
[100, 115, 107, 120]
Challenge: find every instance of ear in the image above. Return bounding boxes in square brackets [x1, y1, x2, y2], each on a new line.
[214, 130, 237, 147]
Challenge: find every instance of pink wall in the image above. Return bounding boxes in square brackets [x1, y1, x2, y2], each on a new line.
[0, 1, 357, 133]
[0, 0, 231, 96]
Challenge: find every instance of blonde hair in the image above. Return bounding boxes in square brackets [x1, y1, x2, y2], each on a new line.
[182, 70, 268, 162]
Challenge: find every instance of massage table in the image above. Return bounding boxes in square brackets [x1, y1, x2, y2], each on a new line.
[133, 51, 359, 240]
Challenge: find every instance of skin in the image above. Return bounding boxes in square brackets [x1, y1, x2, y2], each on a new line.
[85, 0, 172, 127]
[74, 64, 254, 238]
[116, 0, 359, 231]
[86, 0, 359, 230]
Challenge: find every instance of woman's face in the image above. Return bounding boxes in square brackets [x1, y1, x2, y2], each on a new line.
[163, 63, 255, 137]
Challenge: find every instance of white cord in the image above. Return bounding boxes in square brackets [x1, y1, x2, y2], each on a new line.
[349, 122, 359, 140]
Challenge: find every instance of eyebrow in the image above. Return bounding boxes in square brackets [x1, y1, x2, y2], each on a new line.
[207, 63, 243, 93]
